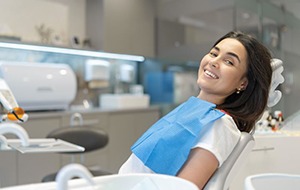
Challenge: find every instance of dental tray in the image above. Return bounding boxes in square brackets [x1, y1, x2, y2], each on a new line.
[6, 138, 84, 153]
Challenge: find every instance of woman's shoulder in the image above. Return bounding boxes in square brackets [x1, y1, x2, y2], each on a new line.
[217, 114, 240, 133]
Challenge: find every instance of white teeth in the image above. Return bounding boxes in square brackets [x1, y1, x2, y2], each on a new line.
[205, 70, 218, 79]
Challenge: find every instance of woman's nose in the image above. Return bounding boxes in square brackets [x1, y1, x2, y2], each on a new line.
[209, 59, 219, 68]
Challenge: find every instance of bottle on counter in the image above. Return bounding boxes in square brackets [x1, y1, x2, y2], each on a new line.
[274, 110, 284, 129]
[266, 112, 273, 123]
[270, 118, 278, 131]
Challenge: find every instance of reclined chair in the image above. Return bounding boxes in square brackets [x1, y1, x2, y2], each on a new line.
[204, 132, 255, 190]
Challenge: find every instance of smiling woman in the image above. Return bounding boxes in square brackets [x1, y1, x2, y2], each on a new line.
[118, 31, 273, 189]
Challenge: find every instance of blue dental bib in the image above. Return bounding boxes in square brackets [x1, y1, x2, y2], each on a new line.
[131, 96, 224, 175]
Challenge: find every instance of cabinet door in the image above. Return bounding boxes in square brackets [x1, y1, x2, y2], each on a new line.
[17, 116, 62, 185]
[107, 110, 160, 173]
[253, 136, 300, 173]
[0, 152, 17, 188]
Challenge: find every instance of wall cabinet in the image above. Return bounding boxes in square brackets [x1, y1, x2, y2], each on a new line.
[230, 134, 300, 190]
[0, 108, 160, 188]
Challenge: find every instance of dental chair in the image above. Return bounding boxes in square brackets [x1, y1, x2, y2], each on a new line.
[204, 132, 255, 190]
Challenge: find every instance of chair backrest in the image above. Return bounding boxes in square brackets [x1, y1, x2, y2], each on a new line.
[47, 126, 109, 153]
[204, 132, 255, 190]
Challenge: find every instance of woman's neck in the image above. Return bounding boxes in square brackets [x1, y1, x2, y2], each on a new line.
[197, 92, 225, 105]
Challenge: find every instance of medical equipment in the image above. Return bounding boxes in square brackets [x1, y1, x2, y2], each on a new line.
[0, 78, 28, 123]
[0, 121, 85, 154]
[0, 62, 77, 111]
[0, 123, 30, 149]
[0, 73, 85, 155]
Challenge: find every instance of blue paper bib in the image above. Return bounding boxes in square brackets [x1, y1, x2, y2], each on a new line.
[131, 96, 224, 175]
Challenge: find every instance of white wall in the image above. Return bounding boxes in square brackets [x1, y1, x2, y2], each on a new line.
[0, 0, 86, 46]
[50, 0, 86, 43]
[0, 0, 154, 56]
[103, 0, 155, 57]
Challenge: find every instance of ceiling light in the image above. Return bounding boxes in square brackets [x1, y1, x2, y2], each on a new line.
[0, 42, 145, 62]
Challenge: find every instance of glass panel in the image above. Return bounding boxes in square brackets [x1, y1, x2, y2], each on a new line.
[235, 0, 300, 119]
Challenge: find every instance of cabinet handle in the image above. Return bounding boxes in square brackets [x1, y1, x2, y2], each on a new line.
[252, 147, 275, 152]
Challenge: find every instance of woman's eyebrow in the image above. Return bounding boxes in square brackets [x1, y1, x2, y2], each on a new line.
[213, 46, 220, 52]
[214, 46, 241, 63]
[227, 52, 241, 63]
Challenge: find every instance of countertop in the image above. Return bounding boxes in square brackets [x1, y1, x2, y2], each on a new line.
[24, 106, 161, 119]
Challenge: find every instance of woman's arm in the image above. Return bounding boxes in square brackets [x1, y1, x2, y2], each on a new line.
[177, 147, 218, 190]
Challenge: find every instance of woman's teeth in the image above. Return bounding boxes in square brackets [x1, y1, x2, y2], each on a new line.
[205, 70, 218, 79]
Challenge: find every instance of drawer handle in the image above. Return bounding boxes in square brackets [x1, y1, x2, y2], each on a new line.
[252, 147, 275, 152]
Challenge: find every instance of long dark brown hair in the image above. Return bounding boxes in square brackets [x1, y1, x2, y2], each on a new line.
[215, 31, 272, 132]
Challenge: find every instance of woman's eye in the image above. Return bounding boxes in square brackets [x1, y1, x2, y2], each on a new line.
[209, 52, 217, 57]
[225, 60, 234, 65]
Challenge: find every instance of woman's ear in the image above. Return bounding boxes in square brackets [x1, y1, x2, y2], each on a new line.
[240, 78, 248, 90]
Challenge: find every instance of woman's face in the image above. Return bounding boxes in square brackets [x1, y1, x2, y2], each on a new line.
[197, 38, 249, 104]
